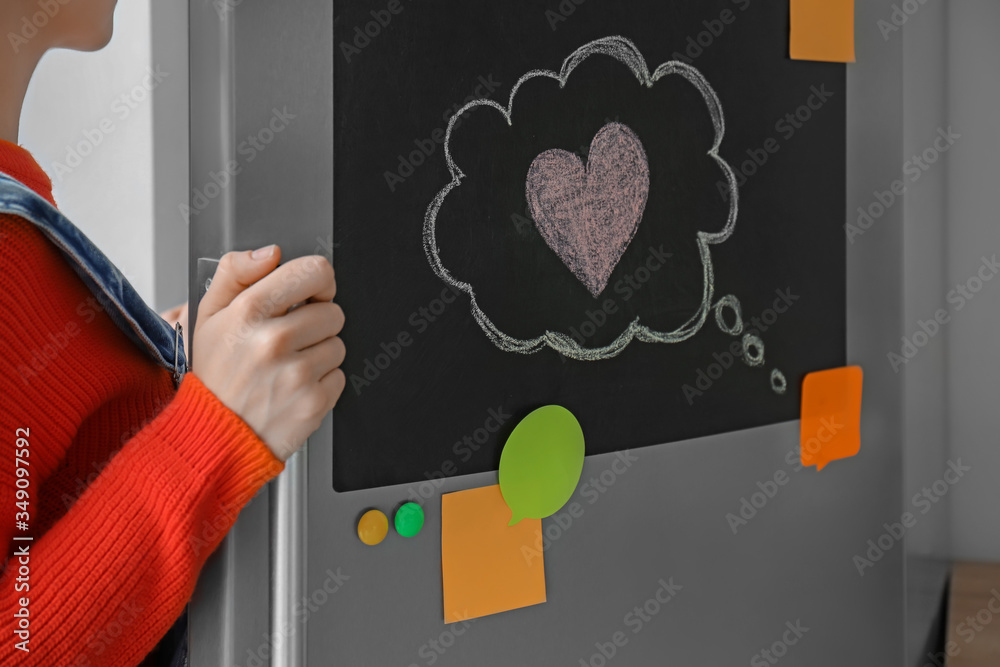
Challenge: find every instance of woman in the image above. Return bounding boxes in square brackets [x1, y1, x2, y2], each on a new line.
[0, 1, 346, 665]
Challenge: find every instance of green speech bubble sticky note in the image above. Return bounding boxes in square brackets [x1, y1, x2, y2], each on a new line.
[499, 405, 585, 526]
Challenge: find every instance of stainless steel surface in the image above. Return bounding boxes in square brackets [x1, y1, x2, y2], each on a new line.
[187, 0, 332, 663]
[189, 487, 271, 667]
[190, 256, 273, 667]
[186, 0, 235, 341]
[187, 1, 919, 665]
[271, 445, 308, 667]
[192, 254, 310, 667]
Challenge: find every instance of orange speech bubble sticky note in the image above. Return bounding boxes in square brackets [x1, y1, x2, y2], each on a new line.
[800, 366, 863, 470]
[441, 485, 546, 623]
[790, 0, 856, 63]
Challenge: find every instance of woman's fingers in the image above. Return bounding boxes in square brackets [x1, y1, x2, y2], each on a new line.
[272, 301, 345, 351]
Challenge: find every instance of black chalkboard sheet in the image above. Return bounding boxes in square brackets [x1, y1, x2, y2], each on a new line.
[332, 0, 846, 492]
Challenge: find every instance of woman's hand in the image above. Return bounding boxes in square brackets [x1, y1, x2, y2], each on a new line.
[190, 245, 346, 462]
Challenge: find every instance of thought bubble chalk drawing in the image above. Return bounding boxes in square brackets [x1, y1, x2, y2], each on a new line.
[423, 35, 746, 363]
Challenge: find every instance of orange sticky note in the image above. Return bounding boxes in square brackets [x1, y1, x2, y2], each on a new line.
[790, 0, 855, 63]
[801, 366, 863, 470]
[441, 485, 546, 623]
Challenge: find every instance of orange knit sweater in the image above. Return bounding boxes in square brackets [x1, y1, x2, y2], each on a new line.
[0, 140, 285, 666]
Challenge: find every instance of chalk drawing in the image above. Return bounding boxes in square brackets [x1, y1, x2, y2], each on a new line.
[770, 369, 788, 395]
[423, 35, 739, 361]
[713, 294, 744, 336]
[526, 122, 650, 298]
[742, 333, 765, 367]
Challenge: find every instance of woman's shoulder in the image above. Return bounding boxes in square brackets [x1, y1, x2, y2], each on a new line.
[0, 213, 75, 282]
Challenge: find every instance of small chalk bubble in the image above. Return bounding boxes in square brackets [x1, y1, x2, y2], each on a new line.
[742, 333, 765, 367]
[770, 369, 787, 395]
[714, 295, 744, 336]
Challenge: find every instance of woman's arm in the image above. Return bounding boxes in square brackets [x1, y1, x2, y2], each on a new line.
[0, 372, 284, 666]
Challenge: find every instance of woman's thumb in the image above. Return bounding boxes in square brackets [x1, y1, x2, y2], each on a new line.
[198, 245, 281, 319]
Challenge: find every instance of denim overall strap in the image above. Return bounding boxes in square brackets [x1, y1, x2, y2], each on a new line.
[0, 173, 187, 387]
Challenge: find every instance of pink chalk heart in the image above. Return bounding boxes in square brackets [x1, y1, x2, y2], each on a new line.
[526, 122, 650, 297]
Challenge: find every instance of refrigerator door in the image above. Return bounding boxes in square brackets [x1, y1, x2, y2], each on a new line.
[187, 1, 909, 665]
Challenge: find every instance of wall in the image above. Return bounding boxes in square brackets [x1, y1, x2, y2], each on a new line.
[20, 1, 157, 305]
[947, 0, 1000, 560]
[899, 2, 952, 663]
[902, 0, 950, 562]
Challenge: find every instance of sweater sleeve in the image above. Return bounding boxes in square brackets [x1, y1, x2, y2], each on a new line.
[0, 371, 286, 667]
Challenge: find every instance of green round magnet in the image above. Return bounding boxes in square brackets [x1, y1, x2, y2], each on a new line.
[394, 502, 424, 537]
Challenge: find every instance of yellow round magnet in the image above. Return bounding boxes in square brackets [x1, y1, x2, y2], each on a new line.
[357, 509, 388, 546]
